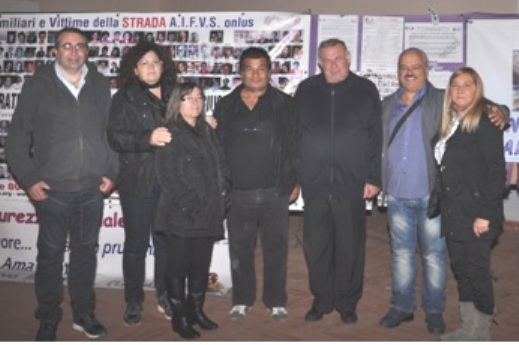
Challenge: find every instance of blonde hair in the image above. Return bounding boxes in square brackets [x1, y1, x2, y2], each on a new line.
[439, 67, 492, 138]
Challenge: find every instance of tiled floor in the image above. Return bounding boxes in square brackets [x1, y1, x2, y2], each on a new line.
[1, 210, 518, 341]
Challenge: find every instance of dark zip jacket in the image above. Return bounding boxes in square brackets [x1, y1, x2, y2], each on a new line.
[295, 72, 382, 199]
[213, 84, 298, 196]
[107, 80, 171, 196]
[5, 62, 117, 192]
[155, 118, 229, 239]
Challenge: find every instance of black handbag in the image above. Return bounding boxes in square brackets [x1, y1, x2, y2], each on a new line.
[427, 165, 441, 219]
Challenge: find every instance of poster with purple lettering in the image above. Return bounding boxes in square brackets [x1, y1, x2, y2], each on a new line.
[0, 11, 311, 292]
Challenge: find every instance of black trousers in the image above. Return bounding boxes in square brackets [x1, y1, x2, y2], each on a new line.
[120, 190, 167, 303]
[165, 235, 214, 298]
[303, 196, 366, 313]
[227, 187, 289, 308]
[33, 186, 104, 322]
[447, 239, 494, 315]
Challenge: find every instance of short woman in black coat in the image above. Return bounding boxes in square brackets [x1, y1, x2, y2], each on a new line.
[155, 82, 229, 339]
[434, 67, 505, 341]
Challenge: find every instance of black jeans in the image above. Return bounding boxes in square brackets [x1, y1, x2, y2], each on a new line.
[302, 196, 366, 313]
[227, 187, 289, 308]
[447, 239, 494, 315]
[165, 235, 214, 299]
[120, 190, 167, 303]
[33, 186, 104, 322]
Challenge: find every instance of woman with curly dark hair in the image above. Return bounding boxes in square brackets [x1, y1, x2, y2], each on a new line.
[107, 41, 176, 327]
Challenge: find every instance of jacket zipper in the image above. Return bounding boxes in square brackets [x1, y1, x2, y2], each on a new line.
[330, 88, 335, 194]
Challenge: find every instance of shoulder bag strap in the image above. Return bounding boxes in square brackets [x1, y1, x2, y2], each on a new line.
[387, 95, 425, 147]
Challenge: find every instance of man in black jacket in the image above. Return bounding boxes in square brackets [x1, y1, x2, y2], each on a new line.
[214, 47, 299, 322]
[294, 38, 382, 323]
[5, 27, 117, 341]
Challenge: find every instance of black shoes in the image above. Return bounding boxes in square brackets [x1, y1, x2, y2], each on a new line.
[35, 321, 57, 341]
[72, 314, 107, 339]
[305, 308, 324, 321]
[379, 308, 414, 328]
[339, 310, 358, 324]
[123, 302, 142, 327]
[426, 313, 446, 334]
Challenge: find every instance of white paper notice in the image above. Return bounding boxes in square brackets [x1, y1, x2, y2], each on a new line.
[361, 16, 404, 73]
[317, 15, 359, 72]
[404, 22, 463, 63]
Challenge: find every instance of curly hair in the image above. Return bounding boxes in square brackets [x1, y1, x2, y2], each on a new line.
[117, 41, 176, 89]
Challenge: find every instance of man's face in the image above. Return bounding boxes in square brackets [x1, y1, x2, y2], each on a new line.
[241, 57, 271, 93]
[318, 44, 350, 84]
[56, 32, 88, 74]
[398, 51, 428, 93]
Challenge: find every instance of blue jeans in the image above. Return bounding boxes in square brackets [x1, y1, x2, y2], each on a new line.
[386, 194, 447, 314]
[33, 186, 104, 322]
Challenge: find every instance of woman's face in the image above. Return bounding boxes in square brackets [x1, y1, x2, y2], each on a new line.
[134, 50, 163, 85]
[450, 72, 477, 111]
[179, 87, 204, 124]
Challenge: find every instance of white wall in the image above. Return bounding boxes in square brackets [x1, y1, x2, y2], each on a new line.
[6, 0, 518, 15]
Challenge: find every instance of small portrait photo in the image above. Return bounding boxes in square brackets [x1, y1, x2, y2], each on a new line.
[27, 31, 37, 44]
[167, 31, 177, 43]
[209, 30, 223, 43]
[46, 46, 57, 58]
[176, 61, 188, 74]
[100, 31, 110, 44]
[6, 31, 16, 44]
[17, 31, 27, 44]
[88, 31, 101, 44]
[112, 31, 122, 44]
[14, 60, 24, 73]
[3, 60, 14, 73]
[35, 46, 46, 58]
[0, 163, 10, 179]
[156, 31, 166, 44]
[88, 46, 100, 58]
[513, 50, 519, 87]
[177, 30, 189, 43]
[187, 45, 199, 59]
[190, 32, 199, 43]
[47, 31, 58, 45]
[122, 31, 134, 44]
[99, 46, 110, 57]
[0, 120, 10, 135]
[176, 44, 187, 59]
[14, 47, 24, 58]
[24, 47, 36, 58]
[110, 46, 121, 58]
[24, 60, 35, 74]
[38, 30, 47, 44]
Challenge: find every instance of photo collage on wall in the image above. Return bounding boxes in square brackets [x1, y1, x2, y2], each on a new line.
[80, 28, 306, 95]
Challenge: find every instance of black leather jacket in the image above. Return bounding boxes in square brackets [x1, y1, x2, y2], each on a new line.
[107, 81, 170, 196]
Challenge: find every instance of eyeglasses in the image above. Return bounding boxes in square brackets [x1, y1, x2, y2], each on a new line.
[181, 96, 204, 103]
[59, 43, 87, 51]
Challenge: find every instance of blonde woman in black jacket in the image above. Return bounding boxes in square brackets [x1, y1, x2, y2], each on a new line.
[155, 82, 229, 339]
[434, 67, 506, 341]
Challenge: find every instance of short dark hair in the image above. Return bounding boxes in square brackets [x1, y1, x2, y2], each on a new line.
[239, 47, 271, 72]
[55, 27, 88, 48]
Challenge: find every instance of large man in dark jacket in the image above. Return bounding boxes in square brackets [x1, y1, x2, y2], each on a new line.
[214, 47, 298, 322]
[5, 28, 117, 341]
[294, 38, 382, 323]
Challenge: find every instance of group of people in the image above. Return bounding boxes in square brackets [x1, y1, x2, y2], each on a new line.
[4, 27, 507, 342]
